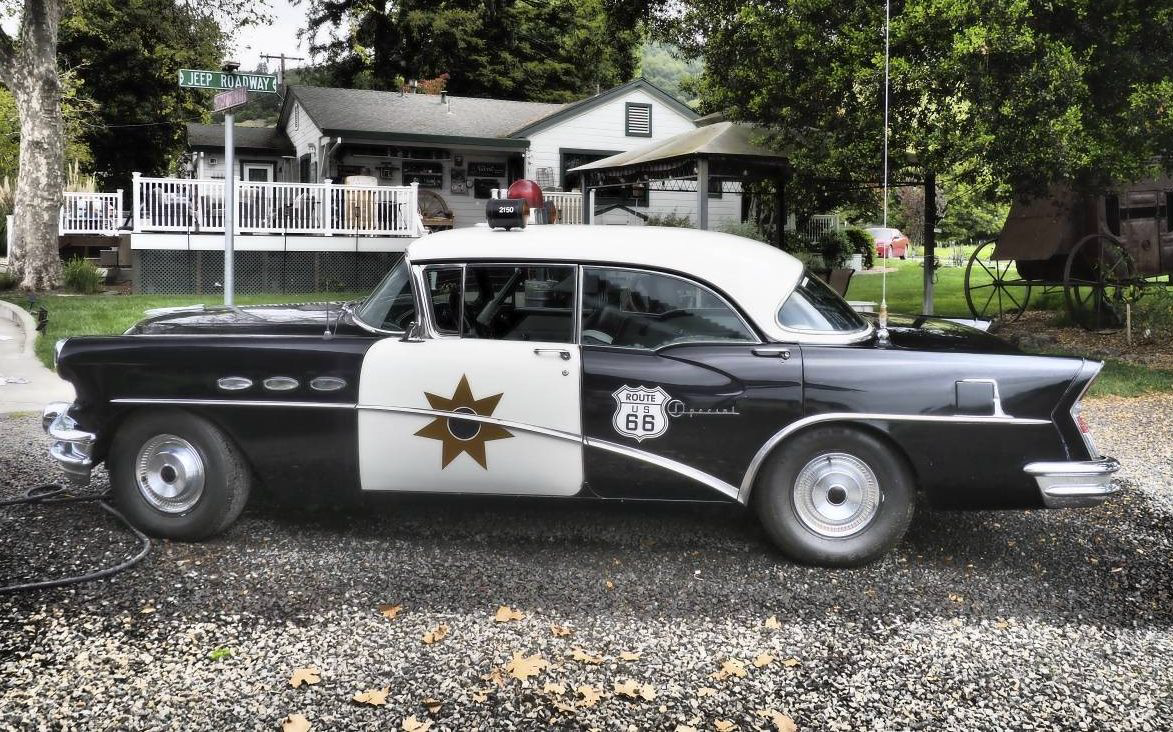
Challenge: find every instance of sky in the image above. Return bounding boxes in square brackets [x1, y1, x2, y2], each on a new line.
[228, 0, 311, 72]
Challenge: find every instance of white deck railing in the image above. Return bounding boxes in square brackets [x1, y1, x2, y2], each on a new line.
[491, 189, 583, 225]
[60, 191, 124, 235]
[132, 174, 425, 237]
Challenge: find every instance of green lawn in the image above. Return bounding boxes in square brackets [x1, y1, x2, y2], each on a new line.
[0, 291, 361, 369]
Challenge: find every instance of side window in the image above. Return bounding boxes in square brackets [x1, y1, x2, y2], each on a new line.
[425, 266, 463, 334]
[353, 257, 416, 331]
[463, 264, 576, 343]
[580, 267, 756, 349]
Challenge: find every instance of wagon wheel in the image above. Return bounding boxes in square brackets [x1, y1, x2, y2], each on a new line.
[1062, 233, 1142, 332]
[964, 240, 1032, 324]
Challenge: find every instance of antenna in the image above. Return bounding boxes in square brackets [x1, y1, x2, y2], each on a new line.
[877, 0, 892, 343]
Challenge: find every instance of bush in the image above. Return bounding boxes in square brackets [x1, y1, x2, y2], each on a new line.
[718, 220, 768, 242]
[844, 228, 874, 270]
[0, 267, 16, 291]
[645, 212, 692, 228]
[815, 229, 855, 269]
[1135, 287, 1173, 339]
[62, 256, 102, 294]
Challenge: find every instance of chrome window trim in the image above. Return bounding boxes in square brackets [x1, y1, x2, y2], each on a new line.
[350, 257, 414, 335]
[774, 270, 874, 345]
[736, 411, 1052, 504]
[577, 265, 762, 349]
[584, 437, 740, 501]
[111, 398, 354, 409]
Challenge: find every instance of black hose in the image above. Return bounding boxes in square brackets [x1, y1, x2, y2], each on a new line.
[0, 483, 152, 594]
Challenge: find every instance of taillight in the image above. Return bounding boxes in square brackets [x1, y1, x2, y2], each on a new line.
[1069, 364, 1101, 458]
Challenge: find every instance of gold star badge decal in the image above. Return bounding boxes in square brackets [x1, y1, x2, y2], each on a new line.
[415, 375, 513, 469]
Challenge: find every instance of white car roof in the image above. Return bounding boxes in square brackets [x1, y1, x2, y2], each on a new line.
[406, 224, 805, 341]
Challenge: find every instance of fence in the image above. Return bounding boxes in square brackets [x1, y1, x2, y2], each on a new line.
[59, 191, 123, 235]
[132, 250, 404, 295]
[801, 214, 847, 241]
[490, 189, 583, 225]
[132, 175, 425, 237]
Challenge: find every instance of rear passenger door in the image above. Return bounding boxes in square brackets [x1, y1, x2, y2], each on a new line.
[578, 267, 803, 501]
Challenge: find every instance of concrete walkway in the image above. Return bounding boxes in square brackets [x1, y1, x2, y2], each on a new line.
[0, 299, 73, 414]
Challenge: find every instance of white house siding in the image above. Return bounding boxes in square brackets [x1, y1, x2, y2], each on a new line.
[194, 151, 290, 181]
[287, 101, 325, 181]
[524, 88, 742, 230]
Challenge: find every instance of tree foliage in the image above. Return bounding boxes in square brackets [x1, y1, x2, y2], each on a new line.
[299, 0, 640, 102]
[637, 42, 699, 106]
[58, 0, 227, 189]
[637, 0, 1173, 212]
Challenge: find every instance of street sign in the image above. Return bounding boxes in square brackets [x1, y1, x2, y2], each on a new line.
[213, 87, 248, 112]
[178, 69, 278, 93]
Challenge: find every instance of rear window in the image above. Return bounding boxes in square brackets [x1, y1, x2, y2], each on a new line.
[777, 271, 868, 333]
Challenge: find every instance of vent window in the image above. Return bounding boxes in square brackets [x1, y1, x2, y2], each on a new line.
[625, 102, 652, 137]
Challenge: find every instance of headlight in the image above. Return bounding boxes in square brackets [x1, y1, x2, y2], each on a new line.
[53, 338, 68, 370]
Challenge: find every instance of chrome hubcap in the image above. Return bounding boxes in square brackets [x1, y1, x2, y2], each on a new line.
[792, 452, 881, 538]
[135, 434, 205, 514]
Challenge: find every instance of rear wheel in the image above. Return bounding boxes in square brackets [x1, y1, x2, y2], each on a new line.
[753, 427, 915, 567]
[108, 410, 251, 540]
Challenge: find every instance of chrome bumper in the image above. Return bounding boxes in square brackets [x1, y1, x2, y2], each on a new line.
[1025, 457, 1121, 508]
[42, 401, 95, 484]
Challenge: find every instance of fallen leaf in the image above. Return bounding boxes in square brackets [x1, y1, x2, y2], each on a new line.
[569, 647, 604, 664]
[550, 624, 572, 637]
[676, 727, 699, 732]
[353, 687, 389, 706]
[781, 657, 801, 668]
[553, 700, 577, 713]
[756, 708, 798, 732]
[714, 721, 735, 731]
[576, 685, 602, 707]
[613, 679, 655, 701]
[764, 615, 782, 629]
[378, 604, 403, 620]
[422, 697, 442, 714]
[281, 713, 312, 732]
[505, 651, 548, 683]
[422, 624, 449, 644]
[711, 658, 747, 681]
[995, 620, 1010, 630]
[471, 689, 489, 703]
[289, 667, 321, 689]
[604, 579, 615, 590]
[619, 651, 641, 661]
[481, 667, 505, 686]
[140, 605, 155, 614]
[494, 605, 525, 623]
[753, 652, 774, 668]
[948, 593, 964, 603]
[401, 715, 432, 732]
[696, 687, 717, 697]
[543, 682, 567, 696]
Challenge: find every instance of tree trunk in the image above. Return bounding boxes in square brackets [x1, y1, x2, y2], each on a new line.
[4, 0, 65, 291]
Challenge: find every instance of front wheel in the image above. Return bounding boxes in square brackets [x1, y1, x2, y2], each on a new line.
[753, 426, 914, 567]
[108, 409, 251, 541]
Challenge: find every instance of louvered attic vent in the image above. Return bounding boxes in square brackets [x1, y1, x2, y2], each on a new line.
[625, 102, 652, 137]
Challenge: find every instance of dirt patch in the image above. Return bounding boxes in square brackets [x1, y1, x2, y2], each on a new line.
[997, 309, 1173, 370]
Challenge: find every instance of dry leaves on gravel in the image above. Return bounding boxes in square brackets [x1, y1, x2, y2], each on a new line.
[576, 685, 602, 707]
[543, 681, 567, 696]
[569, 647, 605, 664]
[378, 604, 403, 620]
[764, 615, 782, 629]
[714, 720, 736, 731]
[711, 658, 748, 681]
[494, 605, 525, 623]
[505, 651, 548, 683]
[401, 715, 432, 731]
[280, 714, 312, 732]
[550, 623, 572, 637]
[289, 668, 321, 688]
[352, 687, 390, 706]
[422, 624, 449, 644]
[756, 708, 798, 732]
[781, 657, 801, 668]
[618, 651, 641, 661]
[613, 679, 656, 701]
[421, 698, 442, 714]
[753, 652, 774, 668]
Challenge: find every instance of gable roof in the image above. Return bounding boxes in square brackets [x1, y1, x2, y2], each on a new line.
[506, 78, 698, 138]
[186, 123, 294, 155]
[282, 85, 564, 146]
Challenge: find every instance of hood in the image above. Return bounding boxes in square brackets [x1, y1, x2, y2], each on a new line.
[125, 302, 370, 337]
[879, 314, 1020, 355]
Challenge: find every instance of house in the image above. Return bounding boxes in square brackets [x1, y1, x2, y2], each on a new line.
[185, 123, 296, 182]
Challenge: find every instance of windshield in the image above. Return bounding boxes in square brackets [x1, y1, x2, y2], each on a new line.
[353, 257, 417, 331]
[777, 271, 868, 333]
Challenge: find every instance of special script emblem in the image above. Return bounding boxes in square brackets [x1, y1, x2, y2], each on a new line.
[611, 385, 671, 442]
[415, 375, 512, 469]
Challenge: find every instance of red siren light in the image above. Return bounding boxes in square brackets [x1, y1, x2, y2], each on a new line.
[506, 179, 544, 209]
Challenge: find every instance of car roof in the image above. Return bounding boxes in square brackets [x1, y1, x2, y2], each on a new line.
[406, 224, 805, 341]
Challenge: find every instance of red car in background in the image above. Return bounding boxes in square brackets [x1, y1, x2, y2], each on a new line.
[865, 227, 910, 259]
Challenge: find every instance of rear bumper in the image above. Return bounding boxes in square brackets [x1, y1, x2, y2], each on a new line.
[1025, 457, 1121, 508]
[42, 401, 94, 485]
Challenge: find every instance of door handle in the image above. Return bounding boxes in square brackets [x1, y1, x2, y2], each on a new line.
[534, 348, 571, 361]
[752, 347, 791, 360]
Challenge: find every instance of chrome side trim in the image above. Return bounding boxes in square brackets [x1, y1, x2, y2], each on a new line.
[736, 411, 1053, 504]
[263, 376, 300, 392]
[1025, 457, 1121, 508]
[310, 376, 348, 392]
[357, 404, 582, 443]
[111, 398, 355, 409]
[217, 376, 253, 391]
[584, 438, 740, 500]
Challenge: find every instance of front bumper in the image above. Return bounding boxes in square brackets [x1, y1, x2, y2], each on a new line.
[42, 402, 95, 485]
[1025, 457, 1121, 508]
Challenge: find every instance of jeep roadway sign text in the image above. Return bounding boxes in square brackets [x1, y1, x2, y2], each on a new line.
[178, 69, 278, 94]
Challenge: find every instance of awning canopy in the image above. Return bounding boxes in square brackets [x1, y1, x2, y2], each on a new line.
[567, 121, 789, 185]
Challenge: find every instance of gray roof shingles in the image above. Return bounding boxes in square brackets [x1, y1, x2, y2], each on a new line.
[187, 123, 294, 154]
[287, 85, 565, 140]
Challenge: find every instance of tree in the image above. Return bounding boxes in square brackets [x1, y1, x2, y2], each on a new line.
[299, 0, 640, 102]
[635, 0, 1173, 216]
[59, 0, 227, 190]
[637, 42, 700, 106]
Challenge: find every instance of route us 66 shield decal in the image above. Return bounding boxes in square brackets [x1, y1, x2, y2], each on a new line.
[612, 385, 671, 441]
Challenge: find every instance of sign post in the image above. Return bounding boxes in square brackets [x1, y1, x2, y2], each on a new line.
[181, 68, 278, 306]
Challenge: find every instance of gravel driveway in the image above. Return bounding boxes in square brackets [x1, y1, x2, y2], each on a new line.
[2, 397, 1170, 731]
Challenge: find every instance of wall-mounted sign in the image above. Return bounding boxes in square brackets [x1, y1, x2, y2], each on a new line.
[473, 178, 499, 199]
[450, 169, 468, 194]
[468, 161, 505, 177]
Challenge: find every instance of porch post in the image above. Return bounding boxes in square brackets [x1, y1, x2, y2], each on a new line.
[132, 172, 142, 233]
[580, 174, 591, 225]
[323, 178, 333, 237]
[696, 158, 710, 230]
[923, 170, 937, 315]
